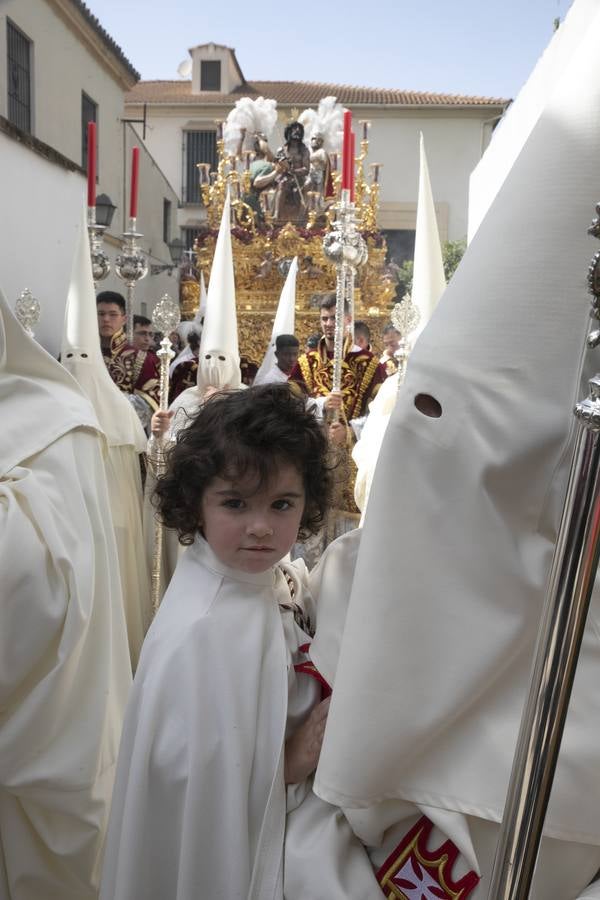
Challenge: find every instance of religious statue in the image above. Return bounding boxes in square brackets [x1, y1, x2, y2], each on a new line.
[243, 133, 277, 224]
[304, 132, 332, 208]
[273, 121, 311, 225]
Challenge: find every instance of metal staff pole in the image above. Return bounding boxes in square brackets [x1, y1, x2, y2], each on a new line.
[149, 294, 180, 614]
[487, 208, 600, 899]
[323, 187, 368, 418]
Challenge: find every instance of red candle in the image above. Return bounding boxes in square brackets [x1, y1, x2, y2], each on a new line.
[350, 131, 356, 202]
[129, 146, 140, 219]
[87, 121, 96, 207]
[341, 109, 352, 191]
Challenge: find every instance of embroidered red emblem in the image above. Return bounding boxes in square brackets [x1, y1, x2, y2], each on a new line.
[376, 816, 479, 899]
[293, 643, 332, 699]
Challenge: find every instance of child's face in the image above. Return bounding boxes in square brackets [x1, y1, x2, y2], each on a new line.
[200, 462, 305, 573]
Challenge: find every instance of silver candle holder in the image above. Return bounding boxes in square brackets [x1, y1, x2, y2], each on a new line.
[14, 288, 41, 337]
[323, 189, 368, 396]
[87, 205, 110, 286]
[115, 216, 148, 343]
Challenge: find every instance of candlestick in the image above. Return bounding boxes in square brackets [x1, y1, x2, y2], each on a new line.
[359, 120, 370, 142]
[115, 217, 148, 342]
[370, 163, 381, 184]
[331, 152, 338, 172]
[129, 147, 140, 219]
[342, 110, 352, 191]
[350, 131, 356, 202]
[87, 121, 96, 207]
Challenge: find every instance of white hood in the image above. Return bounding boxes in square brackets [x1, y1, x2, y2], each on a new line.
[60, 207, 146, 452]
[197, 192, 241, 393]
[315, 0, 600, 846]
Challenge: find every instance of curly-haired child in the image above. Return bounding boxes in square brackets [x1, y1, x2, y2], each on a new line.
[100, 383, 386, 900]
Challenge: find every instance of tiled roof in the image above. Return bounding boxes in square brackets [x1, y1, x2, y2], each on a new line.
[71, 0, 140, 82]
[125, 79, 508, 108]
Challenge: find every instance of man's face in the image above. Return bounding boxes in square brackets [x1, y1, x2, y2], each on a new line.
[320, 307, 351, 344]
[289, 123, 303, 142]
[133, 323, 154, 351]
[383, 329, 401, 357]
[275, 344, 299, 374]
[311, 135, 323, 151]
[97, 302, 126, 339]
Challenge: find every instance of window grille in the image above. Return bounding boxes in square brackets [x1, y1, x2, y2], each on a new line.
[184, 131, 217, 203]
[7, 20, 31, 133]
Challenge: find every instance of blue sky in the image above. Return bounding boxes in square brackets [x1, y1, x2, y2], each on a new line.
[89, 0, 572, 101]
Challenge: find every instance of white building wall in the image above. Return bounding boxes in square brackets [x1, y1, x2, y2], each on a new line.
[0, 1, 181, 354]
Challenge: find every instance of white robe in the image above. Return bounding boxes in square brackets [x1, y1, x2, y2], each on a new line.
[0, 285, 132, 899]
[0, 429, 132, 899]
[309, 530, 600, 899]
[100, 537, 381, 900]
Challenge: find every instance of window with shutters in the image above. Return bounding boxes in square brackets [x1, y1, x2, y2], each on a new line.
[7, 20, 32, 133]
[183, 130, 217, 204]
[200, 60, 221, 91]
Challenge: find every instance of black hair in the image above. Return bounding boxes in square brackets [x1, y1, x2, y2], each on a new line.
[275, 334, 299, 351]
[354, 320, 370, 343]
[318, 293, 350, 315]
[306, 333, 320, 350]
[97, 291, 126, 313]
[154, 384, 331, 545]
[134, 315, 152, 327]
[284, 121, 304, 143]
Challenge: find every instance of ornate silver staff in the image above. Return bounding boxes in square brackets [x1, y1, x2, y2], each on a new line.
[487, 203, 600, 898]
[116, 218, 148, 345]
[391, 292, 420, 394]
[14, 288, 40, 337]
[149, 293, 181, 613]
[322, 188, 368, 412]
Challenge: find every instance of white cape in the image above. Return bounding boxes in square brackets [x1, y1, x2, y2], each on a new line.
[101, 537, 384, 900]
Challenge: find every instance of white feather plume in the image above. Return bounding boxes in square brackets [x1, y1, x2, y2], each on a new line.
[298, 96, 343, 152]
[223, 97, 278, 155]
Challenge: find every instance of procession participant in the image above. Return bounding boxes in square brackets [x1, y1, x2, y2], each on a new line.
[168, 328, 199, 404]
[145, 192, 243, 600]
[254, 256, 298, 386]
[313, 2, 600, 895]
[132, 314, 154, 352]
[379, 323, 401, 376]
[100, 385, 388, 900]
[0, 285, 131, 899]
[62, 211, 151, 668]
[353, 320, 371, 352]
[254, 334, 300, 386]
[289, 293, 386, 561]
[96, 290, 160, 431]
[289, 292, 385, 426]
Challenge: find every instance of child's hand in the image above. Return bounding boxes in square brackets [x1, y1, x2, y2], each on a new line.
[151, 410, 173, 437]
[284, 696, 331, 785]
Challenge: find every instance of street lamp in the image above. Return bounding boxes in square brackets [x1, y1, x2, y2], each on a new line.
[151, 236, 185, 275]
[95, 193, 117, 228]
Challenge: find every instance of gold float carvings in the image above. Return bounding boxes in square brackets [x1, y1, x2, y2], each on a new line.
[183, 124, 397, 363]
